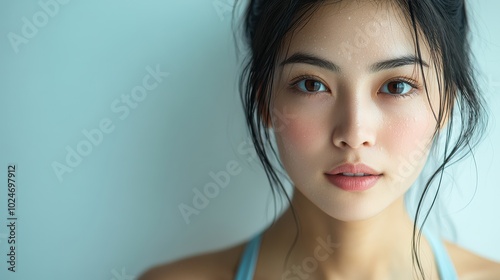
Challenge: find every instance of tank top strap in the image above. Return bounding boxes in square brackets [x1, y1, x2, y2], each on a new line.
[423, 229, 459, 280]
[234, 232, 262, 280]
[234, 230, 458, 280]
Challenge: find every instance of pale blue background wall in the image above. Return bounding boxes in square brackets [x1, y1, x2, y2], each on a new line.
[0, 0, 498, 279]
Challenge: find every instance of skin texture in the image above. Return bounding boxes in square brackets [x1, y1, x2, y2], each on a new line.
[139, 1, 500, 279]
[270, 0, 439, 223]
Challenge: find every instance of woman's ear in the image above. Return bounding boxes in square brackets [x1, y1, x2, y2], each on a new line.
[261, 105, 273, 129]
[256, 84, 273, 129]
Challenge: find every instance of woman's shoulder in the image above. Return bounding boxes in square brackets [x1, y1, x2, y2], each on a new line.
[137, 242, 247, 280]
[444, 240, 500, 279]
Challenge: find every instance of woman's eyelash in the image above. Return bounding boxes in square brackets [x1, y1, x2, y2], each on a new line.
[382, 77, 421, 99]
[288, 75, 329, 96]
[289, 75, 325, 86]
[288, 75, 421, 99]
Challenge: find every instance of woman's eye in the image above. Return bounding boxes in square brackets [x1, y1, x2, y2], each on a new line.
[295, 79, 328, 93]
[379, 80, 414, 96]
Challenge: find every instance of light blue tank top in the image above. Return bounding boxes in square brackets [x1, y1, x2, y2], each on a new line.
[234, 230, 458, 280]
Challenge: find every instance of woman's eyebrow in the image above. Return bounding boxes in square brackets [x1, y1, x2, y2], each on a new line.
[279, 52, 429, 73]
[279, 52, 341, 72]
[370, 55, 429, 72]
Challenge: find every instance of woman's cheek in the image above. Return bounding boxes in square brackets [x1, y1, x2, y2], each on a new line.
[273, 108, 325, 170]
[277, 117, 320, 154]
[382, 108, 435, 184]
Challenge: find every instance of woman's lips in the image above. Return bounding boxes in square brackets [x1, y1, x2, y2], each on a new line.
[325, 173, 381, 191]
[324, 163, 382, 191]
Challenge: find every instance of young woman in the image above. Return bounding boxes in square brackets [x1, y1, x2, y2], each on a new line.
[140, 0, 500, 279]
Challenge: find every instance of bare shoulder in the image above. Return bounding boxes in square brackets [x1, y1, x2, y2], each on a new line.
[445, 240, 500, 280]
[137, 242, 246, 280]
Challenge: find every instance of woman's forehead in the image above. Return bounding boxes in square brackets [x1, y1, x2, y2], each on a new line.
[280, 0, 431, 72]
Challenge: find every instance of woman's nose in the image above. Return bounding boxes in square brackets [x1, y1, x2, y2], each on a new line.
[332, 94, 377, 149]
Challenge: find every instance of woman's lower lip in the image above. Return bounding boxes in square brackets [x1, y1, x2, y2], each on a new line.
[325, 174, 381, 191]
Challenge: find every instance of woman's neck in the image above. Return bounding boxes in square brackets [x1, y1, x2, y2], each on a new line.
[260, 189, 439, 280]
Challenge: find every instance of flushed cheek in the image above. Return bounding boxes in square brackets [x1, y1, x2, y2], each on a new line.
[381, 110, 435, 185]
[273, 110, 326, 173]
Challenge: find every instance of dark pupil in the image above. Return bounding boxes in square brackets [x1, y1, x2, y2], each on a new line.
[305, 80, 321, 91]
[388, 81, 404, 94]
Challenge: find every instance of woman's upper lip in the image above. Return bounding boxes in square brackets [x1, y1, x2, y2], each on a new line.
[326, 163, 382, 175]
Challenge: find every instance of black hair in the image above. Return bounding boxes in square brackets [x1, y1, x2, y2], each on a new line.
[233, 0, 488, 278]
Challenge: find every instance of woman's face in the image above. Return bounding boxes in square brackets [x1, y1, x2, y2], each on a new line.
[270, 0, 442, 221]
